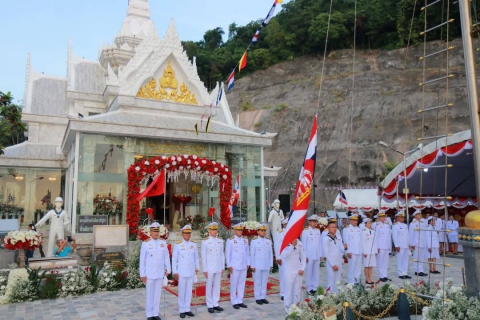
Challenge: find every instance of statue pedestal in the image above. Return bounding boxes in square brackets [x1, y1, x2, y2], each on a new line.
[458, 227, 480, 297]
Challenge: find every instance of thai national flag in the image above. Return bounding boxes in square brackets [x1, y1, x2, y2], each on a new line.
[339, 190, 348, 205]
[251, 28, 261, 45]
[227, 71, 235, 92]
[280, 115, 317, 254]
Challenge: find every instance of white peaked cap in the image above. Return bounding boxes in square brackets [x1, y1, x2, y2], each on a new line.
[54, 197, 63, 202]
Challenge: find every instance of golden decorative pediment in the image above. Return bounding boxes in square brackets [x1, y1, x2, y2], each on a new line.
[136, 61, 198, 104]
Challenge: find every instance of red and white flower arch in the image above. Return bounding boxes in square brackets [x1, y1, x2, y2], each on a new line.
[127, 155, 232, 236]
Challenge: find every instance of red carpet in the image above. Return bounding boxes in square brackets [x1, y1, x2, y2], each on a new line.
[165, 277, 280, 306]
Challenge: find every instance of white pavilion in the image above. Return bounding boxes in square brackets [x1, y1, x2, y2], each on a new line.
[0, 0, 276, 233]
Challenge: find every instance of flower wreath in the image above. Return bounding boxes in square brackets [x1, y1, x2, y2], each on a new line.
[127, 155, 232, 236]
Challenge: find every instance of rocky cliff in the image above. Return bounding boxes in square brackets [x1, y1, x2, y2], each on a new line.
[226, 39, 473, 210]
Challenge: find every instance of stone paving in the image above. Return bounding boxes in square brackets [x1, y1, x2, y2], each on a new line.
[0, 254, 465, 320]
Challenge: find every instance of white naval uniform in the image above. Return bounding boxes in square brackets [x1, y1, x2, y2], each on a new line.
[425, 225, 440, 259]
[322, 229, 343, 242]
[374, 221, 392, 279]
[301, 226, 322, 291]
[274, 229, 286, 297]
[281, 240, 306, 313]
[392, 222, 410, 276]
[268, 208, 285, 238]
[139, 238, 171, 318]
[250, 236, 273, 300]
[322, 233, 344, 293]
[35, 209, 70, 257]
[172, 239, 199, 314]
[409, 219, 426, 273]
[343, 225, 363, 284]
[436, 218, 445, 243]
[362, 228, 377, 267]
[201, 235, 225, 309]
[446, 220, 459, 243]
[226, 235, 250, 305]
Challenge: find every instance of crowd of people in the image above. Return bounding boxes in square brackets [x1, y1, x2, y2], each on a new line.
[139, 206, 461, 319]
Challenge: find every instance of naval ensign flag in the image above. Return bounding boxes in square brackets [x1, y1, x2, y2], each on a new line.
[280, 114, 317, 254]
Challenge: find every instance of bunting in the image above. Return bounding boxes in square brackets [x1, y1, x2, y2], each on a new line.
[215, 83, 224, 106]
[227, 71, 235, 92]
[262, 3, 276, 26]
[239, 51, 248, 72]
[251, 27, 262, 45]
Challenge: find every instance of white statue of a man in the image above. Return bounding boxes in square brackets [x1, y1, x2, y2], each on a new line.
[268, 199, 284, 238]
[36, 197, 71, 257]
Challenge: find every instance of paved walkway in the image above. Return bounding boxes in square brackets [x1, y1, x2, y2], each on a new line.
[0, 254, 465, 320]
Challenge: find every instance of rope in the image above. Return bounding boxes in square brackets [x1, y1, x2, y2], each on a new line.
[315, 0, 335, 113]
[341, 289, 402, 320]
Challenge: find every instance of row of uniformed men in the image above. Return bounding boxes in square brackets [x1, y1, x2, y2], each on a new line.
[139, 220, 304, 319]
[282, 209, 451, 300]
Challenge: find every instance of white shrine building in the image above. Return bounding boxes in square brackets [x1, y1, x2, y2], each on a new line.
[0, 0, 276, 232]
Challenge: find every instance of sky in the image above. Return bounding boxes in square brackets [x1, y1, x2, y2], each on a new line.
[0, 0, 287, 104]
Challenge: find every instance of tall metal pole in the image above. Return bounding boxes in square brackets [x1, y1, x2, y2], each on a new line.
[459, 0, 480, 202]
[403, 154, 410, 224]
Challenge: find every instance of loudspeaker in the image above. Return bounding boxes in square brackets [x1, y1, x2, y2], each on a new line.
[278, 194, 291, 214]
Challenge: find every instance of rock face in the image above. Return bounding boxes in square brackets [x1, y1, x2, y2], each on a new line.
[226, 39, 473, 210]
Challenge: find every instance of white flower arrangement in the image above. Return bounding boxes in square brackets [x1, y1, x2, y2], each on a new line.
[59, 269, 94, 297]
[97, 264, 126, 291]
[318, 217, 328, 226]
[0, 269, 10, 297]
[3, 230, 42, 250]
[243, 220, 261, 231]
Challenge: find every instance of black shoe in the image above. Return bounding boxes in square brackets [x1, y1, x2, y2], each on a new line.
[238, 303, 247, 308]
[399, 276, 405, 279]
[180, 314, 185, 319]
[281, 296, 284, 301]
[380, 278, 387, 282]
[185, 311, 194, 317]
[147, 318, 155, 320]
[256, 300, 263, 305]
[233, 304, 240, 309]
[261, 299, 269, 304]
[405, 275, 412, 279]
[208, 308, 214, 313]
[309, 290, 316, 295]
[213, 306, 224, 312]
[155, 317, 161, 320]
[431, 270, 441, 274]
[418, 272, 428, 277]
[366, 281, 374, 285]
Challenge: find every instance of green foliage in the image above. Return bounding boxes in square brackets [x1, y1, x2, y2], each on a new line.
[241, 101, 254, 111]
[85, 263, 102, 289]
[0, 91, 27, 154]
[381, 161, 397, 179]
[274, 103, 288, 113]
[181, 0, 468, 88]
[39, 273, 61, 299]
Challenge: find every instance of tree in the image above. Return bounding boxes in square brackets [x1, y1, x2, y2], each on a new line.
[203, 27, 225, 51]
[0, 91, 27, 155]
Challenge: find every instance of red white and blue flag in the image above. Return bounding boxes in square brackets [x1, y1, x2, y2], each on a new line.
[339, 190, 348, 205]
[227, 71, 235, 92]
[262, 3, 277, 26]
[215, 83, 223, 106]
[280, 115, 317, 254]
[251, 27, 262, 45]
[229, 173, 241, 217]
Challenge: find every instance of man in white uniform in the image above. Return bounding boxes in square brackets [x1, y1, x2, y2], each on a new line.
[35, 197, 70, 257]
[250, 223, 273, 305]
[139, 222, 171, 320]
[374, 211, 392, 282]
[392, 211, 411, 279]
[202, 222, 225, 314]
[301, 214, 322, 295]
[343, 214, 363, 285]
[274, 218, 288, 300]
[281, 237, 306, 313]
[172, 225, 199, 318]
[409, 210, 428, 276]
[323, 219, 344, 293]
[226, 223, 250, 310]
[268, 199, 285, 238]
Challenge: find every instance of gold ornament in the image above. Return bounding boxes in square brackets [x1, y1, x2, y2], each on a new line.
[464, 209, 480, 229]
[191, 184, 201, 194]
[136, 61, 198, 104]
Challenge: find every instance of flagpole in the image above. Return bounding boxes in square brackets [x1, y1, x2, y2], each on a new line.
[239, 173, 242, 222]
[163, 169, 166, 225]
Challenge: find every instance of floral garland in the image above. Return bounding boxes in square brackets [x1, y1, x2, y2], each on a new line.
[243, 221, 260, 237]
[127, 155, 232, 236]
[3, 230, 42, 251]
